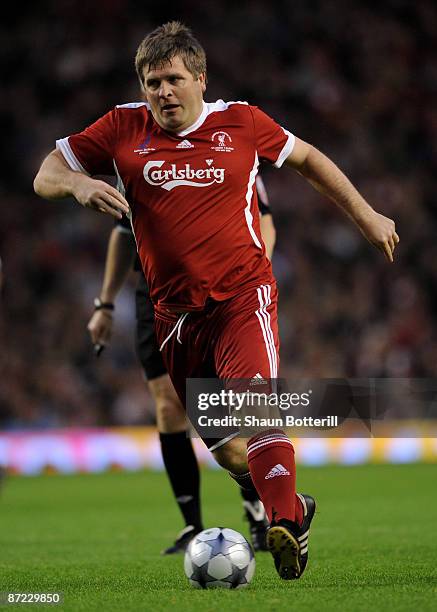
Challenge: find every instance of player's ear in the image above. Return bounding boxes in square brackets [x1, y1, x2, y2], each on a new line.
[198, 72, 207, 93]
[139, 74, 147, 98]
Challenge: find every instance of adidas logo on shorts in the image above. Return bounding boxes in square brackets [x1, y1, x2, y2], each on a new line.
[250, 372, 268, 385]
[265, 464, 291, 479]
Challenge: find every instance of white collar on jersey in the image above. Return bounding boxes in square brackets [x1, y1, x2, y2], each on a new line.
[176, 101, 209, 138]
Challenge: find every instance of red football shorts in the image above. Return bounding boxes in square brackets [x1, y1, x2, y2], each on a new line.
[154, 282, 279, 449]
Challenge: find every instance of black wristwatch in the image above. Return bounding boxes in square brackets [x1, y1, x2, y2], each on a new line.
[94, 298, 114, 311]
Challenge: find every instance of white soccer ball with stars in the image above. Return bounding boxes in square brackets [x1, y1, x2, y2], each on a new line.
[184, 527, 256, 589]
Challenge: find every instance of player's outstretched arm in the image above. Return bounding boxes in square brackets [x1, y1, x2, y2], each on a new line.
[33, 149, 130, 220]
[87, 227, 136, 349]
[285, 138, 399, 262]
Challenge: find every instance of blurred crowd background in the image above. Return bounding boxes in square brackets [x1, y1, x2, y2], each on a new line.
[1, 0, 436, 429]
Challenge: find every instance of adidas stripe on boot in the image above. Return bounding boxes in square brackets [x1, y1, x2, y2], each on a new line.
[267, 493, 316, 580]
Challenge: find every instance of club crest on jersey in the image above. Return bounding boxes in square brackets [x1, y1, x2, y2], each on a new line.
[210, 131, 234, 152]
[143, 160, 225, 191]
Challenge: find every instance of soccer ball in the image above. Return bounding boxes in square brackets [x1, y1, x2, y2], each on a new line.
[184, 527, 256, 589]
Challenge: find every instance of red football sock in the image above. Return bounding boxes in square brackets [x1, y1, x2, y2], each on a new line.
[247, 429, 303, 524]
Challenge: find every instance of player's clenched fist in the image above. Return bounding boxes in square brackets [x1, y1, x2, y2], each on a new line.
[356, 209, 399, 263]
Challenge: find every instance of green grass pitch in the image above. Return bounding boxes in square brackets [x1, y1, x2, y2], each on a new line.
[0, 464, 436, 611]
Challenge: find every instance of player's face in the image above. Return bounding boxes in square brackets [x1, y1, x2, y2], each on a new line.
[143, 55, 206, 133]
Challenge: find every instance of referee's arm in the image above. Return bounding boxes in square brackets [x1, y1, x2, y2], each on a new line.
[260, 213, 276, 260]
[87, 224, 136, 350]
[98, 225, 136, 305]
[256, 175, 276, 260]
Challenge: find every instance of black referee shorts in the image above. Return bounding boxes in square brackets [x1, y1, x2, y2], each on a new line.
[135, 274, 167, 381]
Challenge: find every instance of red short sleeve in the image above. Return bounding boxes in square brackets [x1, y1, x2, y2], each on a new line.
[251, 106, 295, 168]
[56, 109, 117, 176]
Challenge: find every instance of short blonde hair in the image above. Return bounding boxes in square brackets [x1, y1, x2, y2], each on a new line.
[135, 21, 207, 87]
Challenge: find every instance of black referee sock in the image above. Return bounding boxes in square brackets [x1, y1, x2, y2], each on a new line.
[159, 431, 203, 531]
[239, 486, 260, 503]
[229, 471, 260, 502]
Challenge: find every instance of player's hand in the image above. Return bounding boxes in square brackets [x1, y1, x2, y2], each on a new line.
[87, 309, 114, 349]
[71, 174, 130, 219]
[356, 209, 399, 263]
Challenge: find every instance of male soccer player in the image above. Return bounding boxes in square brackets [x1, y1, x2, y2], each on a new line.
[34, 22, 398, 580]
[87, 176, 275, 554]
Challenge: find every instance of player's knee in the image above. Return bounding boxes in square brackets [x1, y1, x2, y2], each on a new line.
[212, 437, 248, 474]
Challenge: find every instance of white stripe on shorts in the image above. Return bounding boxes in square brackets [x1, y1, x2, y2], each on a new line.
[260, 285, 277, 377]
[255, 284, 278, 378]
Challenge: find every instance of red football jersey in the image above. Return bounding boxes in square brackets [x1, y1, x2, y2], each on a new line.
[57, 100, 295, 310]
